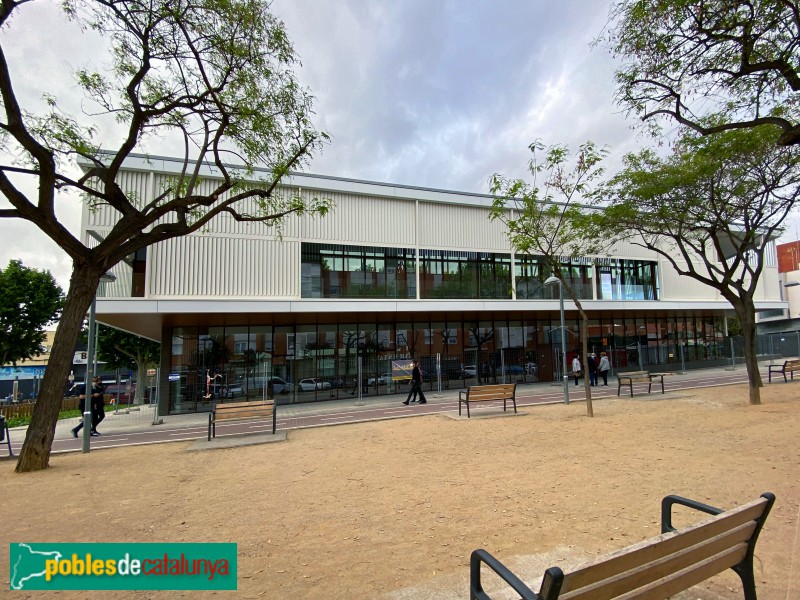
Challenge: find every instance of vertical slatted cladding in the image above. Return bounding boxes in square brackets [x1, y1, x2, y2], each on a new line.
[147, 235, 299, 298]
[418, 202, 507, 251]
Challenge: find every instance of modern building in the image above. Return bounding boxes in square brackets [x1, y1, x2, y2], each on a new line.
[757, 239, 800, 334]
[85, 154, 786, 415]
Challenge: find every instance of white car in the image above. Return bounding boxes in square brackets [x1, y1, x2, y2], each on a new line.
[462, 365, 476, 378]
[298, 378, 332, 392]
[368, 372, 393, 385]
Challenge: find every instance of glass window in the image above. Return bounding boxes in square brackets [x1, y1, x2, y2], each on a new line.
[596, 259, 659, 300]
[419, 250, 511, 299]
[301, 244, 416, 299]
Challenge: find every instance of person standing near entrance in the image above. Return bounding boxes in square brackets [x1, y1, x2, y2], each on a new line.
[571, 354, 582, 386]
[598, 352, 610, 386]
[403, 360, 427, 405]
[588, 353, 598, 386]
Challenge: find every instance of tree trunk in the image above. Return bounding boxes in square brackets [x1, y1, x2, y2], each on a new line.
[135, 360, 148, 405]
[737, 305, 762, 405]
[579, 309, 594, 417]
[15, 269, 99, 472]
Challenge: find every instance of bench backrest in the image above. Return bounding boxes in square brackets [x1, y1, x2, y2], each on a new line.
[539, 494, 774, 600]
[466, 384, 516, 401]
[785, 359, 800, 369]
[618, 371, 648, 378]
[214, 400, 274, 420]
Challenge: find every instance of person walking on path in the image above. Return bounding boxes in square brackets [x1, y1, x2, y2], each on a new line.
[571, 354, 582, 386]
[403, 360, 427, 405]
[598, 352, 611, 386]
[89, 377, 106, 435]
[71, 376, 106, 437]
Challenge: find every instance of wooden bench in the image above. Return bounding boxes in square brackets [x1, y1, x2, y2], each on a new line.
[458, 384, 517, 418]
[767, 358, 800, 382]
[617, 370, 665, 397]
[470, 492, 775, 600]
[207, 400, 276, 441]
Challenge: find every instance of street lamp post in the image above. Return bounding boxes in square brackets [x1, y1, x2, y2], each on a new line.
[82, 272, 116, 453]
[545, 276, 569, 404]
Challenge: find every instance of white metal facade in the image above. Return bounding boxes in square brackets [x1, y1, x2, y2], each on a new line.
[81, 153, 785, 342]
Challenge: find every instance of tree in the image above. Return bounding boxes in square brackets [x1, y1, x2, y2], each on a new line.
[2, 1, 331, 472]
[96, 325, 160, 405]
[0, 260, 64, 366]
[595, 125, 800, 405]
[607, 0, 800, 146]
[489, 141, 608, 417]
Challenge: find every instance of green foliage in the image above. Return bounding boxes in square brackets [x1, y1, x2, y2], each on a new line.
[2, 0, 334, 469]
[596, 125, 800, 402]
[607, 0, 800, 145]
[96, 325, 160, 371]
[597, 126, 800, 266]
[727, 316, 744, 337]
[488, 140, 609, 275]
[0, 261, 64, 365]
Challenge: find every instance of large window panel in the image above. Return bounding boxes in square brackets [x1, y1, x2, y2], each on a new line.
[420, 250, 511, 299]
[301, 244, 416, 299]
[596, 259, 659, 300]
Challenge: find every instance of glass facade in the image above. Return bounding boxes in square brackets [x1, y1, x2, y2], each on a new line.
[157, 243, 729, 413]
[300, 243, 660, 302]
[301, 244, 416, 299]
[596, 259, 659, 300]
[419, 250, 512, 299]
[164, 313, 727, 414]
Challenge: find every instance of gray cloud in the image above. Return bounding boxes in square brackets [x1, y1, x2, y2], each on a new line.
[4, 1, 793, 285]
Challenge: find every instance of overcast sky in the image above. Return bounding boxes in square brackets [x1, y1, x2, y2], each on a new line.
[1, 1, 797, 291]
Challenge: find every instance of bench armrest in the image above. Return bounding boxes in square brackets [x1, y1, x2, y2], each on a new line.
[660, 495, 723, 533]
[459, 391, 467, 401]
[470, 549, 540, 600]
[767, 364, 784, 371]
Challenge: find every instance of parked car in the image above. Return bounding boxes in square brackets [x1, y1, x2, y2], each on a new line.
[222, 384, 244, 399]
[503, 365, 525, 375]
[367, 372, 393, 385]
[298, 378, 332, 392]
[244, 376, 290, 395]
[461, 365, 476, 378]
[104, 384, 135, 403]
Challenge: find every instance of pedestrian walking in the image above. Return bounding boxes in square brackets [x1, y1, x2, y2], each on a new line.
[598, 352, 611, 386]
[571, 354, 582, 386]
[71, 376, 105, 437]
[402, 360, 427, 405]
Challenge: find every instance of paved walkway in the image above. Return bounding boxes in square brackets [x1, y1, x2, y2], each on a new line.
[4, 364, 758, 456]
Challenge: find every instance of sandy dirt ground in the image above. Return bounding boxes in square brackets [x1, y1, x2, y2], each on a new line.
[1, 382, 799, 599]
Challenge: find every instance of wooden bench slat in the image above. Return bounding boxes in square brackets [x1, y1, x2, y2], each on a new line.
[215, 409, 274, 420]
[612, 545, 748, 600]
[561, 497, 768, 592]
[216, 400, 267, 409]
[560, 524, 754, 600]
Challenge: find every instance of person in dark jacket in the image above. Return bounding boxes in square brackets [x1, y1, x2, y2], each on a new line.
[588, 353, 598, 387]
[70, 376, 105, 438]
[402, 360, 427, 405]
